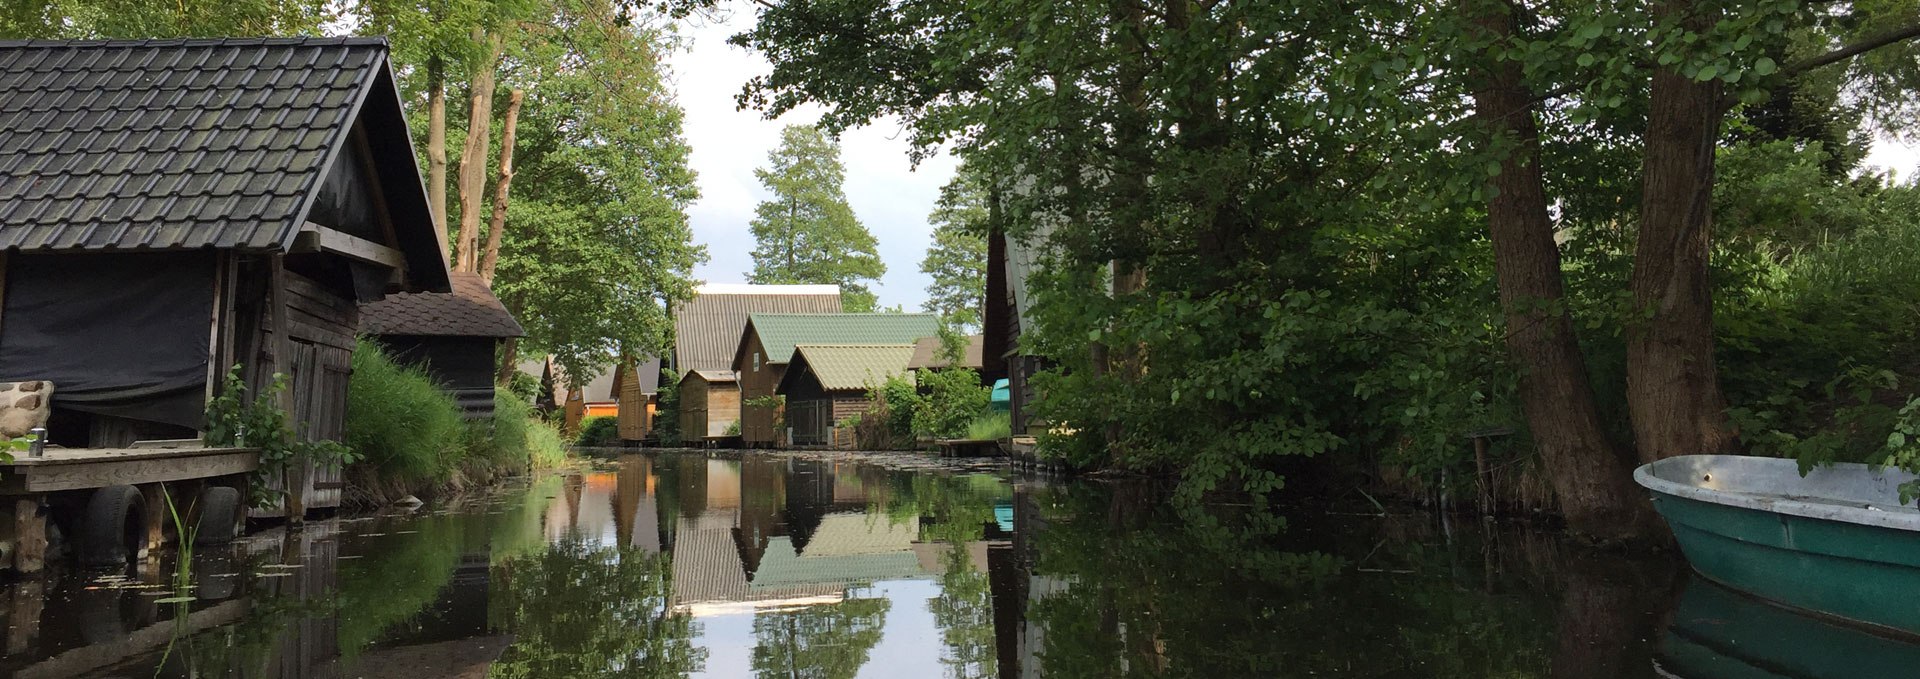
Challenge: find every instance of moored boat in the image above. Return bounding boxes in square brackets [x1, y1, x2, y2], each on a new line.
[1635, 454, 1920, 634]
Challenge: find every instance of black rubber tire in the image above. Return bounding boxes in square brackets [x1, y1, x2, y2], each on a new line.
[79, 484, 145, 568]
[193, 486, 241, 545]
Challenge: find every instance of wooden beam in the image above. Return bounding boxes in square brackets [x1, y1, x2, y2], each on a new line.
[293, 221, 407, 270]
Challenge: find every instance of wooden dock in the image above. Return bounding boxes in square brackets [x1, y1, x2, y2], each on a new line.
[0, 445, 257, 574]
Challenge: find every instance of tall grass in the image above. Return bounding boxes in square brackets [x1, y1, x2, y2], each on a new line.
[346, 340, 569, 498]
[346, 339, 466, 482]
[966, 412, 1011, 440]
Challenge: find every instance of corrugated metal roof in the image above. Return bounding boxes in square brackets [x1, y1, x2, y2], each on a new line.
[0, 38, 388, 253]
[742, 313, 941, 366]
[684, 369, 738, 384]
[358, 273, 524, 338]
[785, 344, 918, 392]
[672, 284, 842, 373]
[907, 335, 984, 370]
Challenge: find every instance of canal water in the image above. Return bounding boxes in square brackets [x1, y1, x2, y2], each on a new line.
[0, 450, 1910, 678]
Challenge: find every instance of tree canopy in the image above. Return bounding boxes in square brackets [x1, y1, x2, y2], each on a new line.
[920, 165, 989, 331]
[747, 124, 886, 312]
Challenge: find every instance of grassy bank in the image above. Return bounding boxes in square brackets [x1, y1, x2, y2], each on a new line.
[344, 339, 567, 505]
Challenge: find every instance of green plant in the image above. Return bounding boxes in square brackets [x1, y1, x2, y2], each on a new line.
[745, 394, 786, 432]
[653, 368, 682, 446]
[723, 420, 742, 437]
[342, 341, 465, 483]
[206, 366, 360, 508]
[912, 368, 989, 439]
[575, 416, 619, 447]
[965, 412, 1010, 441]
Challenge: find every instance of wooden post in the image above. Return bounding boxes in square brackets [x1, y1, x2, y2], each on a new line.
[6, 577, 40, 655]
[268, 255, 305, 524]
[12, 497, 44, 574]
[139, 483, 166, 555]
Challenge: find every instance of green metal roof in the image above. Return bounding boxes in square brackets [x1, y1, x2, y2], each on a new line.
[742, 313, 940, 365]
[787, 344, 919, 392]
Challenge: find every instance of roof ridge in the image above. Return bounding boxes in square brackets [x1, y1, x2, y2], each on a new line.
[751, 312, 937, 317]
[0, 37, 390, 49]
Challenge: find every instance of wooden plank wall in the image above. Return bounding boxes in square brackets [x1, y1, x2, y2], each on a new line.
[738, 334, 781, 445]
[617, 370, 649, 441]
[679, 377, 708, 441]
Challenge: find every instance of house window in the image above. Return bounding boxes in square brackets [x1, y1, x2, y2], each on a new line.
[753, 352, 761, 372]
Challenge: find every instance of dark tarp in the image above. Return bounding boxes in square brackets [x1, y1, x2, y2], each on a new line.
[0, 253, 215, 430]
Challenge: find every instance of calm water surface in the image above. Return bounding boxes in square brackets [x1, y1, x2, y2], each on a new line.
[0, 450, 1910, 678]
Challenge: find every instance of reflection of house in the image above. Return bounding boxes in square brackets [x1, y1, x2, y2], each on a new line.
[360, 273, 525, 418]
[734, 313, 941, 446]
[776, 344, 919, 446]
[673, 284, 842, 441]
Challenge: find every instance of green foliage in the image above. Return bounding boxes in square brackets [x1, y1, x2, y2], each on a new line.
[965, 412, 1010, 441]
[344, 342, 468, 482]
[914, 369, 989, 440]
[921, 164, 989, 330]
[575, 416, 619, 447]
[747, 124, 886, 312]
[207, 366, 360, 507]
[0, 0, 330, 39]
[653, 367, 683, 446]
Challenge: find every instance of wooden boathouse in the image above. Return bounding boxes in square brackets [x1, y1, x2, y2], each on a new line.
[733, 313, 940, 446]
[0, 37, 451, 571]
[670, 284, 840, 445]
[361, 272, 525, 418]
[776, 344, 918, 446]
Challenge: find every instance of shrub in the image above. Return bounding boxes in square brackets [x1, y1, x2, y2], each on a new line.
[575, 415, 619, 447]
[653, 368, 682, 446]
[913, 368, 989, 439]
[345, 339, 466, 482]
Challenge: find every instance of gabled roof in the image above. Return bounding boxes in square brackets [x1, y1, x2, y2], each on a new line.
[0, 38, 448, 290]
[681, 369, 738, 385]
[359, 273, 523, 338]
[738, 313, 940, 368]
[779, 344, 918, 393]
[673, 284, 841, 373]
[613, 356, 662, 396]
[907, 335, 984, 370]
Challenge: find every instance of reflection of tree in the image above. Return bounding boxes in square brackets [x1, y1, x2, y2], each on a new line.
[751, 592, 891, 679]
[1016, 482, 1601, 678]
[930, 544, 997, 679]
[489, 535, 704, 678]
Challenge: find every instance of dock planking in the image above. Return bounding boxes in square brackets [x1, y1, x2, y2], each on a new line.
[0, 447, 258, 494]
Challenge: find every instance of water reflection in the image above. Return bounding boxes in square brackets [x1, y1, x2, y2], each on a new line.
[1, 451, 1918, 678]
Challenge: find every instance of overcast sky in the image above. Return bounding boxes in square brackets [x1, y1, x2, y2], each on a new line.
[667, 9, 958, 312]
[664, 10, 1920, 313]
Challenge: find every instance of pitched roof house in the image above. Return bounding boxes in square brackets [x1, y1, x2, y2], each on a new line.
[672, 284, 841, 373]
[0, 38, 449, 513]
[360, 273, 523, 418]
[733, 313, 940, 445]
[776, 344, 919, 446]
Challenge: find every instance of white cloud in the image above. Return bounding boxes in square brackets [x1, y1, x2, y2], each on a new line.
[667, 9, 956, 312]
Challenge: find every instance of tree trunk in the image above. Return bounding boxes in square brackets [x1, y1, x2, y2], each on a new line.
[1467, 0, 1659, 542]
[427, 54, 448, 248]
[498, 336, 519, 386]
[455, 28, 505, 273]
[1628, 0, 1738, 462]
[479, 88, 525, 282]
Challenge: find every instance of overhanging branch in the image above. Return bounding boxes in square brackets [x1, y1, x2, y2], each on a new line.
[1787, 22, 1920, 76]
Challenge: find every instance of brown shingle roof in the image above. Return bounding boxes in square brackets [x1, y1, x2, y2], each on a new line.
[672, 284, 841, 373]
[907, 335, 984, 370]
[359, 272, 524, 338]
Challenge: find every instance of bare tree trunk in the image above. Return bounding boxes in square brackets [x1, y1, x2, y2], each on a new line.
[455, 28, 505, 273]
[427, 55, 448, 246]
[1628, 0, 1738, 462]
[498, 336, 519, 386]
[1467, 0, 1659, 542]
[479, 89, 525, 282]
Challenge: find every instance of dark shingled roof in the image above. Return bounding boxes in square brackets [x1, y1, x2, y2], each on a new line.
[0, 38, 445, 288]
[359, 272, 524, 338]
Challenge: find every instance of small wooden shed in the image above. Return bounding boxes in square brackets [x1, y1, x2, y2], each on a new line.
[775, 344, 917, 446]
[360, 272, 524, 418]
[0, 38, 452, 513]
[678, 369, 739, 441]
[732, 313, 940, 446]
[612, 356, 661, 441]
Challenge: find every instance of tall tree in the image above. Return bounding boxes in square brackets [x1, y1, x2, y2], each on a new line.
[747, 124, 886, 312]
[0, 0, 327, 38]
[920, 166, 988, 330]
